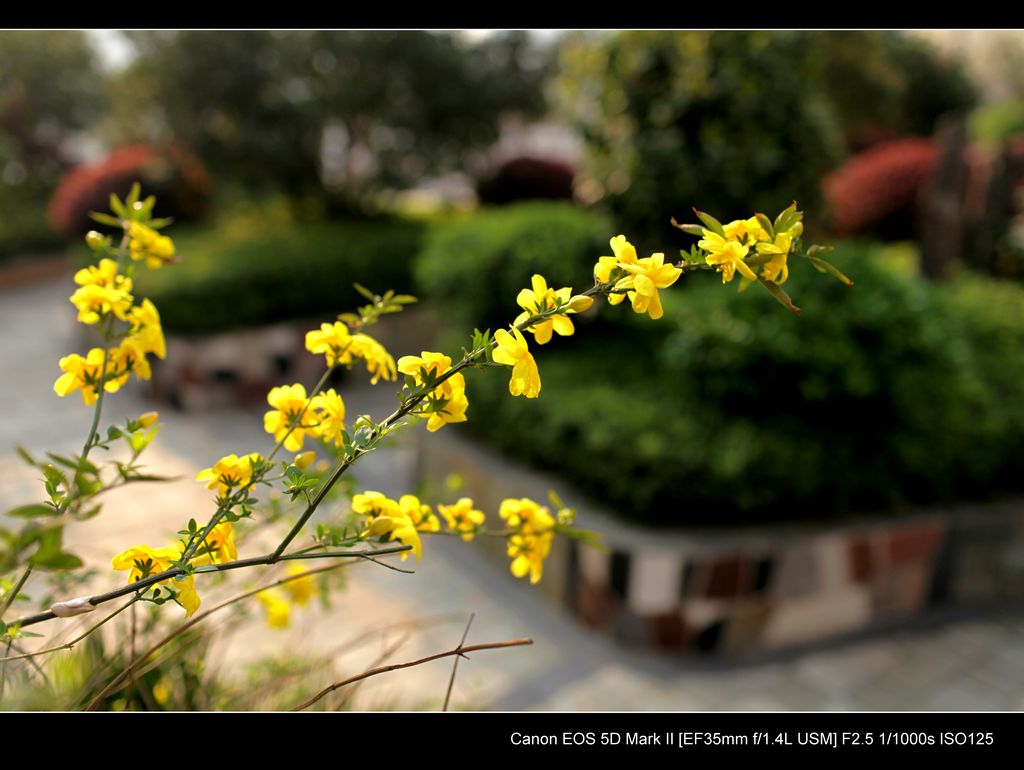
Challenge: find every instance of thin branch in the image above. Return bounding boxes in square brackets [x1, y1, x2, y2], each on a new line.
[290, 637, 534, 712]
[443, 612, 475, 712]
[0, 565, 32, 618]
[331, 631, 412, 711]
[8, 545, 411, 630]
[83, 560, 352, 711]
[0, 597, 138, 663]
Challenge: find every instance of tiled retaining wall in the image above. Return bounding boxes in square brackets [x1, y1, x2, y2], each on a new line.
[417, 429, 1024, 657]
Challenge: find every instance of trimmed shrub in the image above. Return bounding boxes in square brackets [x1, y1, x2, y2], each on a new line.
[414, 202, 611, 330]
[135, 216, 425, 336]
[823, 138, 937, 238]
[456, 244, 1024, 526]
[49, 143, 212, 238]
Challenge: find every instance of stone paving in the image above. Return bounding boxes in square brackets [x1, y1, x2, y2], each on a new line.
[2, 275, 1024, 711]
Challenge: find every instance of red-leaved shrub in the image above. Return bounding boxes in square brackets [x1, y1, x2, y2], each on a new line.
[49, 143, 212, 238]
[824, 138, 937, 238]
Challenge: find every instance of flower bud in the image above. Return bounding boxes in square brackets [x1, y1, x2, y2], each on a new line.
[137, 411, 159, 429]
[294, 451, 316, 469]
[85, 231, 107, 250]
[566, 295, 594, 313]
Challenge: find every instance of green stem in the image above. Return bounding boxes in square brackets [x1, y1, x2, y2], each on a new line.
[0, 566, 32, 619]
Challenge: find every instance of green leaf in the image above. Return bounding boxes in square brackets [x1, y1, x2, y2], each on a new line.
[807, 256, 854, 286]
[109, 193, 128, 219]
[7, 504, 59, 519]
[391, 294, 418, 305]
[15, 446, 37, 468]
[89, 212, 122, 227]
[353, 283, 376, 301]
[31, 552, 83, 570]
[757, 278, 802, 314]
[774, 202, 801, 234]
[669, 218, 706, 236]
[754, 213, 775, 239]
[693, 209, 725, 238]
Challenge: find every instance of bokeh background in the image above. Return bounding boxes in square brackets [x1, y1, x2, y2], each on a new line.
[3, 29, 1024, 711]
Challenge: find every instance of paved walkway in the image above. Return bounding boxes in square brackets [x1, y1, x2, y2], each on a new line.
[2, 276, 1024, 710]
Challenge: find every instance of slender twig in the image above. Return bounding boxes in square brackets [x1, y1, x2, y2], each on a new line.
[7, 545, 410, 631]
[0, 565, 32, 618]
[443, 612, 475, 712]
[290, 637, 534, 712]
[0, 597, 138, 663]
[83, 560, 353, 711]
[330, 631, 412, 711]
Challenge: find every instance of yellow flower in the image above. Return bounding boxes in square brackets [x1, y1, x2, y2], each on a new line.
[614, 252, 682, 320]
[128, 221, 175, 269]
[699, 231, 758, 284]
[507, 533, 553, 585]
[397, 351, 469, 432]
[264, 384, 319, 452]
[74, 258, 132, 292]
[54, 348, 121, 405]
[305, 322, 353, 367]
[111, 544, 199, 617]
[257, 589, 291, 629]
[352, 490, 421, 560]
[195, 452, 262, 496]
[69, 283, 134, 325]
[723, 216, 769, 245]
[514, 274, 574, 345]
[109, 338, 152, 386]
[492, 326, 541, 398]
[310, 388, 346, 446]
[128, 298, 167, 359]
[594, 235, 639, 306]
[348, 333, 396, 384]
[283, 563, 316, 606]
[399, 494, 441, 533]
[754, 222, 802, 285]
[498, 497, 556, 585]
[192, 521, 238, 565]
[438, 497, 486, 541]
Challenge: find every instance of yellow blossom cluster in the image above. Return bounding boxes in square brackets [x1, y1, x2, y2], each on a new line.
[257, 563, 319, 629]
[697, 207, 804, 286]
[263, 384, 350, 452]
[111, 523, 237, 617]
[304, 322, 397, 384]
[397, 351, 469, 431]
[594, 235, 682, 320]
[352, 491, 440, 561]
[499, 498, 558, 585]
[55, 242, 168, 405]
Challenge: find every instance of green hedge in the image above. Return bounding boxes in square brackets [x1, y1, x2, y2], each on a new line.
[414, 202, 612, 330]
[0, 191, 64, 261]
[454, 243, 1024, 526]
[136, 217, 425, 335]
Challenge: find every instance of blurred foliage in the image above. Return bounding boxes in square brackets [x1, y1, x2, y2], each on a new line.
[414, 202, 610, 330]
[553, 31, 844, 241]
[453, 243, 1024, 526]
[135, 203, 424, 335]
[0, 31, 104, 190]
[970, 101, 1024, 145]
[0, 186, 64, 260]
[553, 31, 978, 242]
[810, 31, 977, 152]
[824, 138, 937, 238]
[109, 31, 550, 207]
